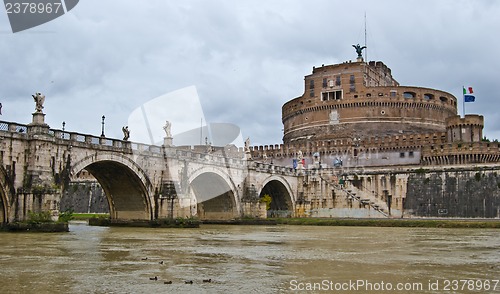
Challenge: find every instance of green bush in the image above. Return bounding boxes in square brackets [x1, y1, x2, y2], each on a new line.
[58, 209, 74, 223]
[27, 211, 53, 224]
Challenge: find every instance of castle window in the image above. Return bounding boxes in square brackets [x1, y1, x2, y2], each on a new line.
[424, 93, 434, 100]
[309, 79, 314, 89]
[329, 80, 334, 87]
[409, 151, 414, 157]
[310, 89, 314, 97]
[350, 75, 355, 84]
[390, 90, 397, 97]
[322, 78, 327, 88]
[400, 152, 405, 158]
[322, 90, 342, 101]
[336, 76, 341, 86]
[439, 96, 448, 103]
[403, 92, 416, 99]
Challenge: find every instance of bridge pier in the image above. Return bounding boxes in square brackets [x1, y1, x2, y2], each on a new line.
[15, 112, 59, 221]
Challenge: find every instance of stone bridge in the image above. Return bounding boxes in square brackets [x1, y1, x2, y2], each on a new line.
[0, 112, 300, 223]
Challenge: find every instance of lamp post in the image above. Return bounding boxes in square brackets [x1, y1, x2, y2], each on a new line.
[61, 121, 66, 138]
[101, 115, 105, 137]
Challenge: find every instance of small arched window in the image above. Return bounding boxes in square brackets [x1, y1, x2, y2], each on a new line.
[403, 92, 416, 99]
[424, 93, 434, 100]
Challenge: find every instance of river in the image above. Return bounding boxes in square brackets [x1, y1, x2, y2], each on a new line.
[0, 221, 499, 293]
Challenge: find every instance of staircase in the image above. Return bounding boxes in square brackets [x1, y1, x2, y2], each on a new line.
[320, 174, 390, 218]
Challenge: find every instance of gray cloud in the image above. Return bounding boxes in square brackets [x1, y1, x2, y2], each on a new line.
[1, 0, 499, 144]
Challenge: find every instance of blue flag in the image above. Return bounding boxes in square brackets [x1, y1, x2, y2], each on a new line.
[464, 94, 475, 102]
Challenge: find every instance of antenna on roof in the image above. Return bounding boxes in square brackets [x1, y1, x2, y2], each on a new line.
[364, 12, 367, 62]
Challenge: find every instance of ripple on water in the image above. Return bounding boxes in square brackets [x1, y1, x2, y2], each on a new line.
[1, 222, 499, 293]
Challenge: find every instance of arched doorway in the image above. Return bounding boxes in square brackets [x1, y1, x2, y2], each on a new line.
[259, 179, 293, 218]
[190, 172, 237, 220]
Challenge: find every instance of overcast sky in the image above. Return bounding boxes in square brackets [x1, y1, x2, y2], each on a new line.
[1, 0, 500, 146]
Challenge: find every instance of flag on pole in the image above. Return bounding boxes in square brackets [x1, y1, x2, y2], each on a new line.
[463, 86, 475, 102]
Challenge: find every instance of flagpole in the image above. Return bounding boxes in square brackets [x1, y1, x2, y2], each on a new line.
[462, 85, 465, 117]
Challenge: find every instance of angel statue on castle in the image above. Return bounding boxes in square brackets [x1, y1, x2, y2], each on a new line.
[32, 92, 45, 112]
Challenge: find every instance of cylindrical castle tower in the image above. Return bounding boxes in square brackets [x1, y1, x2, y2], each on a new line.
[282, 60, 458, 145]
[446, 114, 484, 143]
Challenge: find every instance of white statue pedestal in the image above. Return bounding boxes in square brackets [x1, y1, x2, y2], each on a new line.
[27, 112, 49, 135]
[163, 137, 173, 147]
[31, 112, 46, 125]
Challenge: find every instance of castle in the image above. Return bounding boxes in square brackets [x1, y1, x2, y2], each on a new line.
[250, 53, 497, 169]
[241, 50, 500, 218]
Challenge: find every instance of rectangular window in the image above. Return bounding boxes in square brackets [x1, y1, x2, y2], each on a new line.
[336, 76, 341, 86]
[390, 90, 397, 97]
[322, 78, 327, 88]
[321, 90, 342, 101]
[399, 152, 405, 158]
[350, 75, 355, 84]
[309, 79, 314, 89]
[335, 91, 342, 100]
[310, 89, 314, 97]
[409, 151, 414, 157]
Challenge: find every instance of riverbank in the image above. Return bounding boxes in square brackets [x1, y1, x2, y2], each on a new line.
[0, 222, 69, 232]
[77, 213, 500, 228]
[73, 213, 110, 220]
[202, 219, 278, 225]
[273, 217, 500, 228]
[88, 217, 200, 228]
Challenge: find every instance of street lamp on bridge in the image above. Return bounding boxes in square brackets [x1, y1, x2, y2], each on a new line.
[101, 115, 105, 137]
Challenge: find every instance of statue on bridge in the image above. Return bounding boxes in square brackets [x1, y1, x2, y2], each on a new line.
[244, 137, 250, 152]
[244, 137, 252, 160]
[163, 120, 172, 138]
[297, 150, 303, 161]
[32, 92, 45, 112]
[122, 126, 130, 141]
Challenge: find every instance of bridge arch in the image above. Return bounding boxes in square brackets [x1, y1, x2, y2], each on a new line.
[259, 175, 295, 217]
[188, 167, 240, 220]
[70, 153, 153, 220]
[0, 167, 14, 223]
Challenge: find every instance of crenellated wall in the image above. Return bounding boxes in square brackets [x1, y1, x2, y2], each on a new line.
[446, 114, 484, 143]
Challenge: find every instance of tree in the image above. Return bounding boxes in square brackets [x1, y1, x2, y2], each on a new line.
[260, 194, 272, 210]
